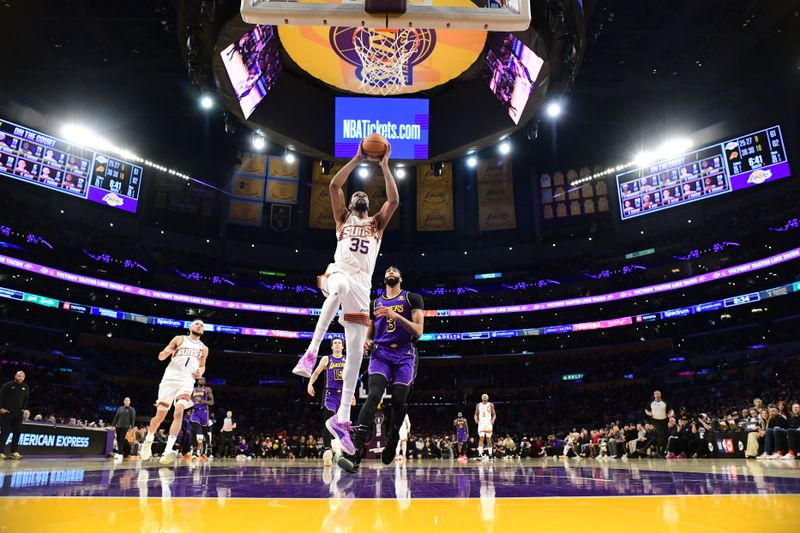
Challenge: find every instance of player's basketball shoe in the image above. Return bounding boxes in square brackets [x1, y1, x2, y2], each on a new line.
[323, 449, 334, 466]
[9, 453, 22, 460]
[140, 440, 153, 461]
[159, 449, 178, 465]
[325, 416, 356, 455]
[381, 430, 400, 465]
[337, 452, 360, 474]
[292, 350, 317, 378]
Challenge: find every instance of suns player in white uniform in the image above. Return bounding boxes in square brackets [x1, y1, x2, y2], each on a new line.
[140, 320, 209, 464]
[475, 394, 496, 460]
[292, 141, 399, 455]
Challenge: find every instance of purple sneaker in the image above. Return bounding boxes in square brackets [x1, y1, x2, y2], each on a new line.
[292, 350, 317, 378]
[325, 416, 356, 456]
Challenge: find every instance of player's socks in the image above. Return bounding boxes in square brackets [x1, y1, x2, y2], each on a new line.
[166, 435, 177, 452]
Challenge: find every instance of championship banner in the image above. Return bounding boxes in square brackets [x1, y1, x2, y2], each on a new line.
[234, 152, 268, 177]
[477, 158, 516, 231]
[228, 199, 263, 226]
[309, 162, 342, 230]
[363, 167, 400, 231]
[416, 163, 454, 231]
[231, 174, 266, 200]
[268, 156, 300, 180]
[266, 178, 299, 205]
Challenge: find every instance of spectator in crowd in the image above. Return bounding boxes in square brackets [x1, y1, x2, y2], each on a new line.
[112, 397, 136, 459]
[778, 403, 800, 460]
[761, 404, 789, 459]
[0, 370, 29, 460]
[153, 428, 168, 456]
[777, 400, 789, 419]
[746, 409, 769, 458]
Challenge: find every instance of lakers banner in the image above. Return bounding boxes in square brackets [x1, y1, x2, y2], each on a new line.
[231, 174, 265, 200]
[268, 156, 299, 180]
[309, 162, 342, 230]
[477, 158, 516, 231]
[363, 168, 400, 231]
[234, 152, 267, 177]
[266, 178, 299, 205]
[416, 163, 454, 231]
[228, 199, 263, 226]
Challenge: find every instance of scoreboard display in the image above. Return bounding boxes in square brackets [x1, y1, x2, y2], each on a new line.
[0, 118, 143, 213]
[617, 125, 790, 220]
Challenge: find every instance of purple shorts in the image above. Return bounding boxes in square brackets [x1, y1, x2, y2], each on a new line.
[324, 389, 341, 413]
[368, 344, 416, 386]
[457, 431, 468, 443]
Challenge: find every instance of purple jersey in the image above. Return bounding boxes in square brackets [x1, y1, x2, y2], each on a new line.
[190, 387, 209, 424]
[454, 417, 468, 442]
[373, 290, 422, 347]
[326, 352, 346, 391]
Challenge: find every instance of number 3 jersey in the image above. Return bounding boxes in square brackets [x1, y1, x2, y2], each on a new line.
[333, 213, 381, 277]
[372, 290, 424, 347]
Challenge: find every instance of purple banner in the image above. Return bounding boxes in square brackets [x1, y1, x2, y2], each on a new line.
[86, 186, 138, 213]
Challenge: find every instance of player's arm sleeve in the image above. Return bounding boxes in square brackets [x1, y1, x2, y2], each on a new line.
[408, 292, 424, 311]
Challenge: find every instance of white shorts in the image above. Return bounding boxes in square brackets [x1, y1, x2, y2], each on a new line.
[399, 427, 409, 441]
[318, 263, 371, 327]
[156, 377, 195, 410]
[478, 422, 493, 437]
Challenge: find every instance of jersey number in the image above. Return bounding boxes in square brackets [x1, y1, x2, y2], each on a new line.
[387, 317, 396, 332]
[349, 238, 369, 254]
[334, 369, 343, 381]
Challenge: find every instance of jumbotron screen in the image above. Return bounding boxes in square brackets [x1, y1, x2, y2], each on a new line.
[0, 118, 143, 213]
[617, 125, 790, 220]
[220, 25, 282, 120]
[483, 33, 544, 125]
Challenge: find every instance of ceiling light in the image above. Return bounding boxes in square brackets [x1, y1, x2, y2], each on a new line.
[545, 101, 562, 118]
[498, 141, 511, 155]
[467, 155, 478, 168]
[200, 93, 214, 110]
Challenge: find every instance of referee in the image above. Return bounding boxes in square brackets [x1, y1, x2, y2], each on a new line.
[645, 390, 673, 458]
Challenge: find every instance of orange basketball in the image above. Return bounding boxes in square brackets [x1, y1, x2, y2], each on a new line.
[361, 133, 389, 160]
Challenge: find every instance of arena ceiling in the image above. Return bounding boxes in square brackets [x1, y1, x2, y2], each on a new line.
[0, 0, 797, 186]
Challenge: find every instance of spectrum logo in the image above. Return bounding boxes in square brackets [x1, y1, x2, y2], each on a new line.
[747, 169, 772, 185]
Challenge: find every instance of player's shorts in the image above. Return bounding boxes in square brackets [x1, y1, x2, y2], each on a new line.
[323, 389, 342, 413]
[369, 344, 417, 387]
[156, 377, 195, 410]
[478, 422, 493, 436]
[457, 431, 468, 443]
[191, 409, 209, 426]
[318, 263, 371, 326]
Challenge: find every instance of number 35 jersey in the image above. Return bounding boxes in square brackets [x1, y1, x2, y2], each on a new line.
[372, 290, 425, 347]
[333, 213, 381, 277]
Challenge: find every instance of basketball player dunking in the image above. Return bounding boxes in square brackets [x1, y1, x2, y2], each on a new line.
[292, 143, 399, 455]
[307, 338, 355, 466]
[453, 412, 469, 458]
[475, 394, 496, 460]
[338, 266, 424, 473]
[190, 377, 214, 460]
[140, 320, 209, 465]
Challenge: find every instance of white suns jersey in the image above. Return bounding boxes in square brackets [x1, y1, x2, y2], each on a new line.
[478, 403, 493, 423]
[163, 336, 204, 379]
[333, 213, 381, 277]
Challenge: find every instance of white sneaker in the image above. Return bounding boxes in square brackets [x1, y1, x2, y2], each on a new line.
[756, 453, 769, 460]
[323, 450, 333, 466]
[140, 440, 153, 461]
[159, 450, 178, 465]
[781, 453, 796, 461]
[766, 453, 779, 459]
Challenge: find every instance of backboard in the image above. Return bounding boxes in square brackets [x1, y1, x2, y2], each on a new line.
[241, 0, 531, 31]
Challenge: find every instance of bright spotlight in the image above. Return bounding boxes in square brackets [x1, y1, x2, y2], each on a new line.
[545, 101, 562, 118]
[358, 166, 369, 178]
[657, 138, 693, 159]
[284, 151, 296, 164]
[395, 167, 406, 179]
[498, 141, 511, 155]
[251, 132, 266, 151]
[467, 155, 478, 168]
[200, 94, 214, 110]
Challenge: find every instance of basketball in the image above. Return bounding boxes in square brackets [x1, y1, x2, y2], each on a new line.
[361, 133, 389, 160]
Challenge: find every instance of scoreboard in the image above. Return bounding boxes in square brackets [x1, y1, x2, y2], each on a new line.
[0, 118, 143, 213]
[617, 125, 790, 220]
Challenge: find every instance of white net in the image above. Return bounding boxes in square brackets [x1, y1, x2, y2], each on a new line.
[353, 28, 421, 95]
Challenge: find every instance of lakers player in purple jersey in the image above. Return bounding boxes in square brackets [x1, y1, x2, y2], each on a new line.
[453, 412, 469, 458]
[292, 143, 399, 457]
[190, 377, 214, 460]
[307, 338, 355, 466]
[338, 266, 424, 473]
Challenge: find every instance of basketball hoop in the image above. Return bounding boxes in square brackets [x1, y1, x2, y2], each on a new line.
[352, 28, 421, 95]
